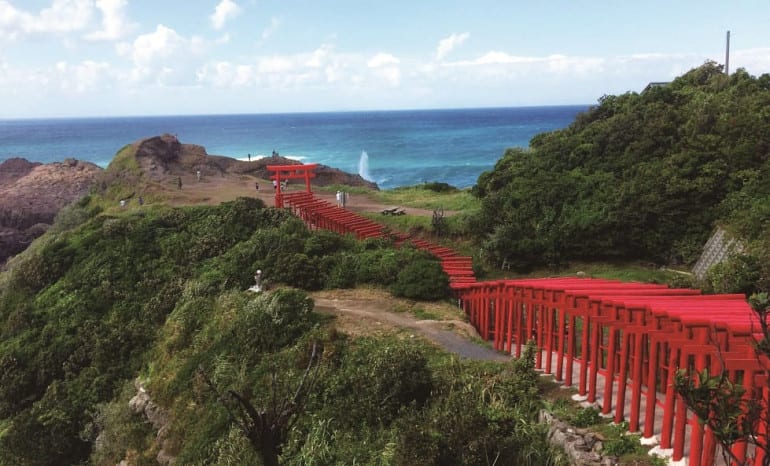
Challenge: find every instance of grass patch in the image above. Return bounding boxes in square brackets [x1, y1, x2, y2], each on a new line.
[388, 303, 445, 321]
[361, 211, 432, 232]
[412, 307, 441, 320]
[489, 261, 693, 286]
[315, 184, 375, 195]
[368, 185, 479, 211]
[105, 144, 140, 174]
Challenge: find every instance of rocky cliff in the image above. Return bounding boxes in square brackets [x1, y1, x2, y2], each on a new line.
[0, 157, 102, 265]
[1, 135, 377, 266]
[129, 133, 378, 189]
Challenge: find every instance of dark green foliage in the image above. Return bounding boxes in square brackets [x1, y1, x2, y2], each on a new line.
[0, 197, 308, 464]
[571, 407, 602, 427]
[0, 192, 561, 465]
[705, 253, 762, 294]
[472, 62, 770, 274]
[391, 254, 450, 300]
[422, 181, 459, 193]
[602, 431, 643, 457]
[315, 338, 433, 428]
[232, 289, 316, 353]
[388, 349, 556, 466]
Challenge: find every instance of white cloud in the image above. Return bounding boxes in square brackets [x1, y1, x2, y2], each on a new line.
[446, 51, 538, 67]
[258, 56, 294, 74]
[0, 0, 94, 40]
[435, 32, 469, 61]
[372, 66, 400, 86]
[367, 53, 400, 86]
[55, 59, 112, 92]
[261, 16, 280, 40]
[85, 0, 134, 41]
[120, 24, 205, 85]
[197, 61, 256, 87]
[210, 0, 241, 31]
[367, 53, 399, 68]
[441, 51, 605, 77]
[305, 44, 332, 68]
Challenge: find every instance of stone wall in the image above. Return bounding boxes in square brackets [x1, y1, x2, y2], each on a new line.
[540, 410, 619, 466]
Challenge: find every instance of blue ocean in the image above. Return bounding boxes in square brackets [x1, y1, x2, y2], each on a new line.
[0, 106, 587, 190]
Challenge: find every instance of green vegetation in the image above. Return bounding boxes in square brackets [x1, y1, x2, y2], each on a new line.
[5, 61, 770, 465]
[370, 184, 479, 212]
[471, 62, 770, 292]
[0, 194, 563, 465]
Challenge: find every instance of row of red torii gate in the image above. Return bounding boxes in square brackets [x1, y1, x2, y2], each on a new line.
[268, 165, 769, 466]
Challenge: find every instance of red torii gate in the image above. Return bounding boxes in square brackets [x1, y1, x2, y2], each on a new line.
[266, 163, 318, 208]
[275, 189, 768, 465]
[452, 277, 769, 466]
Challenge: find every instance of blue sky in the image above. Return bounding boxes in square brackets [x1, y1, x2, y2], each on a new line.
[1, 0, 769, 118]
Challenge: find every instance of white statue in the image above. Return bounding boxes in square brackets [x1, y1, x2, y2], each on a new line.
[248, 269, 263, 293]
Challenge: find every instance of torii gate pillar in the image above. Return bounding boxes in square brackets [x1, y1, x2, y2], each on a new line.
[266, 163, 318, 208]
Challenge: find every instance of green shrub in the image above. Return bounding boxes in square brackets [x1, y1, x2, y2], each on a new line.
[602, 432, 642, 457]
[304, 230, 355, 257]
[391, 258, 450, 300]
[90, 382, 155, 465]
[571, 406, 602, 427]
[323, 254, 359, 289]
[422, 181, 458, 193]
[317, 339, 433, 428]
[232, 289, 316, 353]
[705, 253, 761, 294]
[271, 253, 322, 290]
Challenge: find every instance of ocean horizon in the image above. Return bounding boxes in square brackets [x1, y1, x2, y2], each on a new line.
[0, 105, 589, 189]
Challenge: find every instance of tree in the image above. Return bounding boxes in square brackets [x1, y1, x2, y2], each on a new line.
[675, 292, 770, 466]
[200, 342, 322, 466]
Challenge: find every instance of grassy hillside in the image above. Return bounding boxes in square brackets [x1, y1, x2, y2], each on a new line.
[0, 192, 565, 465]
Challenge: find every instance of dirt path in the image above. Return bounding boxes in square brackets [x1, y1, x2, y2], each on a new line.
[312, 289, 509, 362]
[159, 173, 440, 216]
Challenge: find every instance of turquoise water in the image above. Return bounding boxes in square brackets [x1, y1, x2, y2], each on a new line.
[0, 106, 587, 189]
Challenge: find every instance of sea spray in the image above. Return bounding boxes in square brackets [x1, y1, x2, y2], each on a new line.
[358, 150, 373, 181]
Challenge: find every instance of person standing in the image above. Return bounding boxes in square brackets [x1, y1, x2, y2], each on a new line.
[178, 177, 182, 190]
[196, 170, 201, 182]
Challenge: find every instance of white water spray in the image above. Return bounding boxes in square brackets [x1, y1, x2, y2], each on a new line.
[358, 150, 373, 181]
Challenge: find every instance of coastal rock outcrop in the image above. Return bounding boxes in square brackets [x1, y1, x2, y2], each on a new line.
[0, 157, 102, 266]
[130, 133, 378, 189]
[1, 135, 377, 265]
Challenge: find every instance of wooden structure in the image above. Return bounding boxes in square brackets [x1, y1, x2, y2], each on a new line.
[274, 168, 768, 465]
[266, 163, 318, 208]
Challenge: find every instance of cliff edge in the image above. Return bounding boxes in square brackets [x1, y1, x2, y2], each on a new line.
[0, 157, 103, 265]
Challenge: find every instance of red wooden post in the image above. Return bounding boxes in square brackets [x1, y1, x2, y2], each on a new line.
[555, 294, 567, 381]
[564, 313, 577, 387]
[504, 285, 517, 354]
[660, 343, 678, 449]
[614, 328, 630, 424]
[602, 325, 618, 415]
[629, 329, 646, 432]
